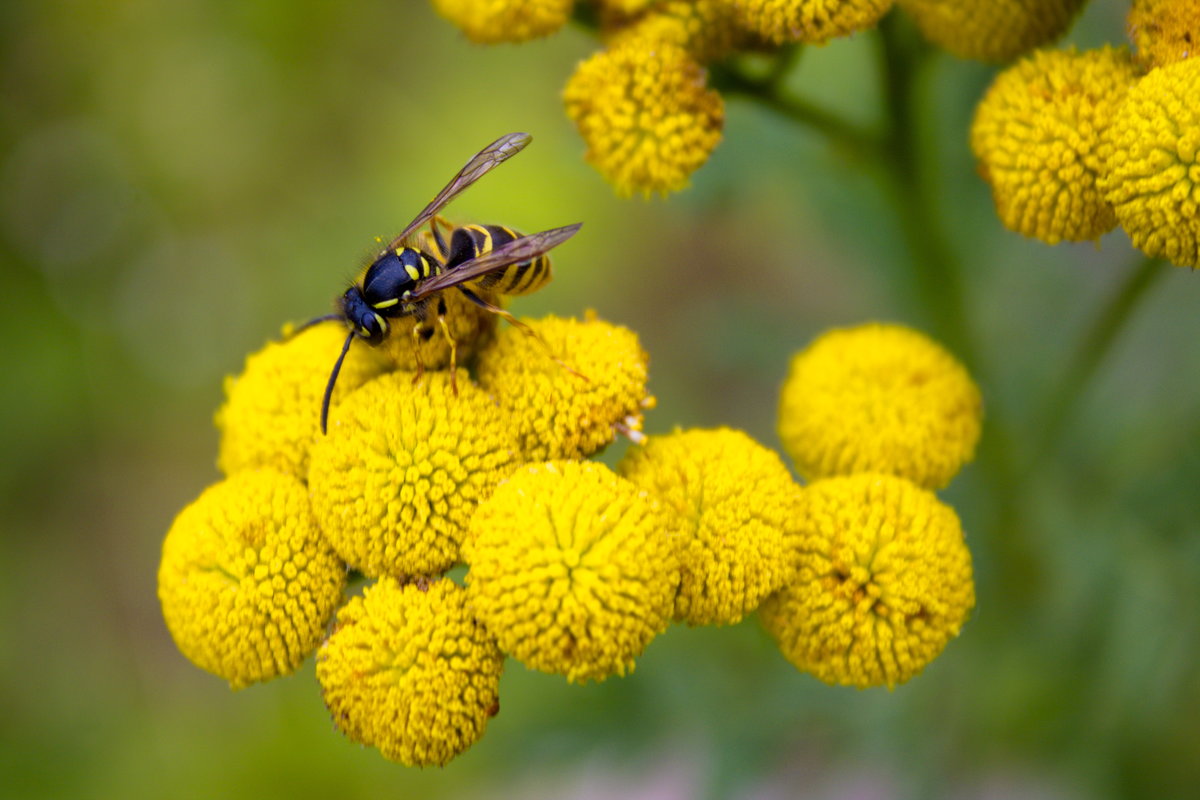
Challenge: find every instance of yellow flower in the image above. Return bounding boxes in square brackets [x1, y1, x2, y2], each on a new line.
[215, 321, 391, 480]
[465, 461, 680, 683]
[563, 41, 725, 197]
[430, 0, 573, 43]
[596, 0, 660, 15]
[618, 427, 802, 626]
[759, 473, 975, 688]
[1128, 0, 1200, 69]
[897, 0, 1088, 62]
[1099, 58, 1200, 268]
[970, 46, 1139, 244]
[778, 323, 981, 490]
[308, 371, 522, 578]
[158, 470, 346, 689]
[605, 0, 752, 63]
[317, 578, 504, 766]
[375, 283, 500, 374]
[732, 0, 894, 46]
[475, 312, 653, 462]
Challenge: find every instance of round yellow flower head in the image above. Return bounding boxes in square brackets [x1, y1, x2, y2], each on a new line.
[375, 283, 499, 373]
[1099, 58, 1200, 268]
[465, 461, 680, 683]
[970, 46, 1139, 244]
[596, 0, 660, 15]
[158, 469, 347, 689]
[733, 0, 895, 46]
[605, 0, 752, 64]
[308, 371, 522, 578]
[430, 0, 573, 43]
[759, 473, 975, 688]
[618, 427, 802, 626]
[778, 323, 982, 490]
[476, 312, 652, 462]
[215, 321, 391, 480]
[563, 41, 725, 197]
[897, 0, 1088, 62]
[317, 578, 504, 766]
[1129, 0, 1200, 69]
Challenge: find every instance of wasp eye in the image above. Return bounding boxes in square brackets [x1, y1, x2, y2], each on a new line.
[360, 314, 387, 346]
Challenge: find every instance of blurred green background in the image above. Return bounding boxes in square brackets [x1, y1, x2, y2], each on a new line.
[2, 1, 1198, 798]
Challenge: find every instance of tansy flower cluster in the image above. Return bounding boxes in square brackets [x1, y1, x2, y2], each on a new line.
[769, 322, 979, 687]
[159, 289, 980, 763]
[429, 1, 1165, 198]
[970, 1, 1200, 267]
[896, 0, 1088, 63]
[432, 1, 899, 197]
[160, 294, 658, 765]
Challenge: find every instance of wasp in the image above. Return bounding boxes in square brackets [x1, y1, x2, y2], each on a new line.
[299, 132, 582, 433]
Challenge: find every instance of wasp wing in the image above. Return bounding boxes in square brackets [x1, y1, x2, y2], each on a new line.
[409, 223, 582, 300]
[387, 132, 532, 251]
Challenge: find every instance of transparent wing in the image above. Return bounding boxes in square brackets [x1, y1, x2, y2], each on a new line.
[409, 223, 582, 300]
[386, 132, 532, 251]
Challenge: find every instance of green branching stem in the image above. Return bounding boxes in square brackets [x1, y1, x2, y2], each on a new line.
[873, 15, 979, 369]
[717, 22, 977, 368]
[1034, 255, 1168, 466]
[712, 57, 883, 163]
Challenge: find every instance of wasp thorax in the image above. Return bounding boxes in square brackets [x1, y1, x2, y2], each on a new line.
[361, 248, 435, 310]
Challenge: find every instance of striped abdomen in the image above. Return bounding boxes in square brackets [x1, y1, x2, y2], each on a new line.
[443, 223, 552, 296]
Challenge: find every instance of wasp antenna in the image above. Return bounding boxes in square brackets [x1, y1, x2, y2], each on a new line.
[291, 313, 342, 339]
[321, 331, 356, 435]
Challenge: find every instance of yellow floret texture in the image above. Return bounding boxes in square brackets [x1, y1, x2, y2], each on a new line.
[158, 469, 347, 689]
[596, 0, 661, 15]
[317, 578, 505, 766]
[778, 323, 981, 490]
[215, 321, 391, 480]
[897, 0, 1088, 62]
[308, 371, 522, 578]
[733, 0, 895, 46]
[476, 313, 652, 462]
[1099, 58, 1200, 268]
[619, 427, 802, 626]
[563, 41, 725, 197]
[605, 0, 751, 63]
[465, 461, 681, 683]
[1128, 0, 1200, 69]
[430, 0, 573, 43]
[759, 473, 975, 688]
[971, 46, 1139, 244]
[376, 282, 499, 373]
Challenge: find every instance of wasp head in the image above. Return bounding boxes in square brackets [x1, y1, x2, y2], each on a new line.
[339, 286, 388, 346]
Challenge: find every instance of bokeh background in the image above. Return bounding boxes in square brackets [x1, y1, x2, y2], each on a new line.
[3, 1, 1198, 798]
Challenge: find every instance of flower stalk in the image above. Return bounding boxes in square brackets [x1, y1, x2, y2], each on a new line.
[1034, 255, 1168, 468]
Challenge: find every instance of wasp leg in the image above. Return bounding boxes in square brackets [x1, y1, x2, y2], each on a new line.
[409, 321, 428, 385]
[435, 301, 460, 396]
[456, 286, 588, 382]
[429, 215, 452, 259]
[613, 416, 646, 444]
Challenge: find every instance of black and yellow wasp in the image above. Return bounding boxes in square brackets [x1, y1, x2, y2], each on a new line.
[300, 132, 582, 433]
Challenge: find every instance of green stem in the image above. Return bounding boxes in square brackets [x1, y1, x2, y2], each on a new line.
[872, 16, 1041, 608]
[712, 60, 883, 162]
[1034, 255, 1167, 466]
[873, 15, 978, 369]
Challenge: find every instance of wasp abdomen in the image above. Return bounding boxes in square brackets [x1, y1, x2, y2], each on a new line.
[447, 224, 552, 297]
